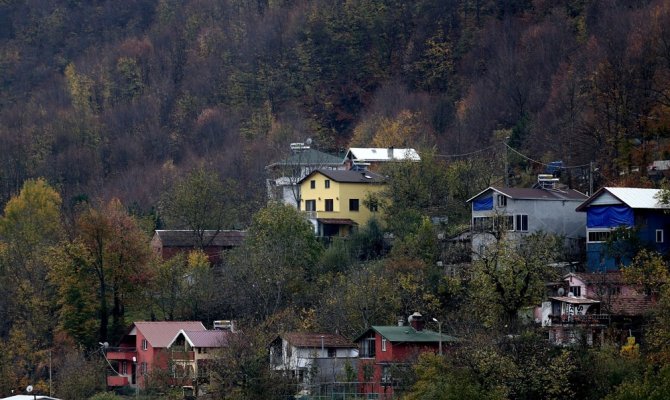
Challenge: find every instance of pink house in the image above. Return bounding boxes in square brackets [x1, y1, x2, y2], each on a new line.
[105, 321, 206, 389]
[540, 272, 656, 345]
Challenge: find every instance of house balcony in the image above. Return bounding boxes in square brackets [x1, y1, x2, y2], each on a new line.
[303, 210, 317, 219]
[548, 314, 611, 325]
[170, 351, 196, 361]
[106, 347, 137, 361]
[107, 375, 130, 387]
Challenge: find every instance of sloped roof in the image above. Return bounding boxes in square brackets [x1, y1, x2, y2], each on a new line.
[354, 326, 459, 344]
[153, 230, 246, 248]
[266, 149, 345, 169]
[346, 148, 420, 162]
[168, 329, 231, 348]
[133, 321, 206, 348]
[576, 187, 669, 211]
[570, 271, 624, 285]
[467, 186, 587, 203]
[280, 332, 357, 349]
[300, 169, 386, 184]
[609, 296, 655, 316]
[549, 296, 601, 304]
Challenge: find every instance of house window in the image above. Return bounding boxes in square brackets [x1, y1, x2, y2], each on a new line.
[515, 214, 528, 231]
[609, 286, 621, 296]
[497, 215, 514, 231]
[381, 365, 392, 386]
[328, 348, 336, 358]
[349, 199, 359, 211]
[141, 362, 148, 375]
[360, 335, 375, 358]
[497, 195, 507, 207]
[381, 338, 387, 352]
[325, 180, 330, 188]
[325, 199, 334, 212]
[587, 230, 612, 243]
[142, 339, 148, 351]
[657, 229, 664, 243]
[305, 200, 316, 211]
[310, 180, 316, 189]
[573, 286, 582, 297]
[472, 216, 493, 232]
[121, 361, 127, 375]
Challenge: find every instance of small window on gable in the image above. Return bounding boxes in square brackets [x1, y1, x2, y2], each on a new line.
[657, 229, 664, 243]
[142, 339, 148, 351]
[325, 180, 330, 188]
[310, 180, 316, 189]
[381, 338, 387, 352]
[497, 195, 507, 207]
[569, 286, 581, 297]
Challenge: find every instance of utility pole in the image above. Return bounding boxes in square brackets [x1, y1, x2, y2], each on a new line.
[49, 349, 52, 397]
[589, 161, 594, 196]
[504, 137, 510, 187]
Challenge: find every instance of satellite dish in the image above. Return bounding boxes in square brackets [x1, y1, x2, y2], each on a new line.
[557, 287, 565, 296]
[26, 385, 33, 393]
[305, 137, 313, 146]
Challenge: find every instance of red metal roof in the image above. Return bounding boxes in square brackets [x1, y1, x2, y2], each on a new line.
[134, 321, 206, 348]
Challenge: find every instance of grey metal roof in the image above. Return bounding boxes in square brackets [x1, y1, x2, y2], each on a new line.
[354, 326, 460, 343]
[266, 149, 345, 169]
[467, 186, 588, 203]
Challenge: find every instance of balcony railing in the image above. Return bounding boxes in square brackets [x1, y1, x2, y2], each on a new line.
[105, 347, 137, 361]
[549, 314, 611, 325]
[303, 210, 317, 219]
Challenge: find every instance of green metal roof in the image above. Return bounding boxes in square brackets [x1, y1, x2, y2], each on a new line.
[355, 326, 460, 343]
[266, 149, 345, 169]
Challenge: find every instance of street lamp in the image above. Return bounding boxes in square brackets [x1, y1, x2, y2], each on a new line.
[432, 318, 442, 356]
[132, 356, 138, 398]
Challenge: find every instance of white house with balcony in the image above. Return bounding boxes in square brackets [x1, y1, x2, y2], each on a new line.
[269, 332, 358, 387]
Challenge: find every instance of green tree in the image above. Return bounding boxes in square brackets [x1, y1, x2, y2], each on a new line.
[160, 167, 239, 248]
[225, 203, 322, 321]
[404, 353, 501, 400]
[379, 149, 450, 238]
[209, 329, 295, 400]
[50, 199, 151, 345]
[468, 232, 562, 327]
[0, 178, 63, 350]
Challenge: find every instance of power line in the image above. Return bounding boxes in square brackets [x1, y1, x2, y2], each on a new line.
[435, 145, 497, 158]
[504, 143, 591, 170]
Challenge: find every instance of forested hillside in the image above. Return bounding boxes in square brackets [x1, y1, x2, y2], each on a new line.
[1, 0, 669, 216]
[3, 1, 670, 399]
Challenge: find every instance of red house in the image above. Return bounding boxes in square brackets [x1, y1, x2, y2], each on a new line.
[354, 313, 459, 399]
[151, 230, 246, 265]
[105, 321, 207, 389]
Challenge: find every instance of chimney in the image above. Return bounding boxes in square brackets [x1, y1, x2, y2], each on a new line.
[408, 312, 425, 331]
[397, 317, 404, 327]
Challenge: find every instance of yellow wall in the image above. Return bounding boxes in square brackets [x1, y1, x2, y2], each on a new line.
[299, 172, 385, 229]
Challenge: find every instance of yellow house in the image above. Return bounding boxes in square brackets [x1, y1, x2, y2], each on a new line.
[298, 169, 386, 236]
